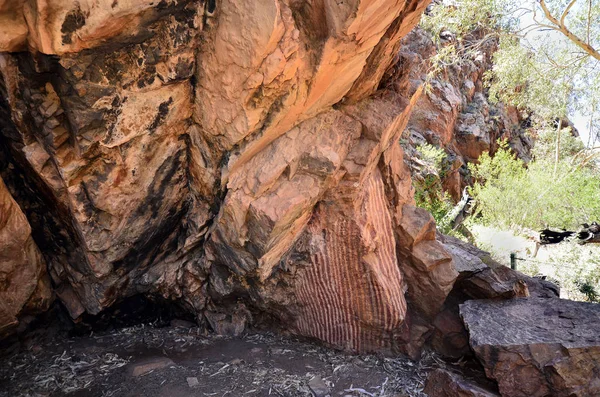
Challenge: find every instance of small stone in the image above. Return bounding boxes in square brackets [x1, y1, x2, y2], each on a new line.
[308, 376, 330, 397]
[44, 117, 60, 129]
[170, 318, 196, 328]
[351, 358, 364, 366]
[187, 377, 200, 388]
[130, 357, 174, 377]
[42, 101, 60, 117]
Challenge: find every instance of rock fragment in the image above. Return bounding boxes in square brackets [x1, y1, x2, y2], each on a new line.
[187, 377, 200, 388]
[424, 369, 500, 397]
[130, 357, 175, 377]
[461, 298, 600, 397]
[308, 376, 330, 397]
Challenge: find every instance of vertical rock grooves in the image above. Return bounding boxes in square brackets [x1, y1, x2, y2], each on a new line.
[293, 170, 407, 353]
[0, 0, 458, 356]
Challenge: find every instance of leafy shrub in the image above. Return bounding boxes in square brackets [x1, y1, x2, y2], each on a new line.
[543, 243, 600, 302]
[469, 141, 600, 230]
[412, 144, 454, 230]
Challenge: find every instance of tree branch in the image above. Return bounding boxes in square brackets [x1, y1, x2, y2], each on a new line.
[587, 0, 592, 45]
[538, 0, 600, 61]
[560, 0, 578, 26]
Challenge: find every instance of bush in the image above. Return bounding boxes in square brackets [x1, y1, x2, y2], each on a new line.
[412, 144, 454, 228]
[543, 243, 600, 302]
[469, 141, 600, 230]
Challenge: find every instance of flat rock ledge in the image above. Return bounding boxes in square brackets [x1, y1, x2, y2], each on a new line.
[424, 368, 499, 397]
[460, 298, 600, 397]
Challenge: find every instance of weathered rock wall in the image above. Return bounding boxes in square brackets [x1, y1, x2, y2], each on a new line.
[0, 174, 52, 337]
[0, 0, 462, 355]
[392, 27, 534, 201]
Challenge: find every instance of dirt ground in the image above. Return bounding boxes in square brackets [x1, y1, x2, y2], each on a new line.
[0, 321, 445, 397]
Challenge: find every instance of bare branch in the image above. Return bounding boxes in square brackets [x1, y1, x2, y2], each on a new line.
[507, 7, 535, 16]
[587, 0, 592, 45]
[538, 0, 600, 61]
[560, 0, 578, 27]
[516, 23, 559, 36]
[539, 0, 561, 25]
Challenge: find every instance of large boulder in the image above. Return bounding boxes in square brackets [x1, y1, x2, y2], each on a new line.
[0, 0, 452, 354]
[397, 206, 458, 320]
[431, 234, 558, 358]
[461, 298, 600, 397]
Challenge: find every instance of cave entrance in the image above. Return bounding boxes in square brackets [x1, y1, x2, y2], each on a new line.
[68, 295, 197, 336]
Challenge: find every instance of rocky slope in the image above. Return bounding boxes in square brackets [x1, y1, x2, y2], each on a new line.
[394, 27, 534, 201]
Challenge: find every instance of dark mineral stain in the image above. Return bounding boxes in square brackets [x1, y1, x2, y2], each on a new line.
[76, 183, 94, 219]
[61, 7, 87, 45]
[137, 75, 155, 89]
[174, 59, 194, 80]
[112, 151, 186, 271]
[148, 97, 173, 132]
[136, 64, 158, 89]
[207, 0, 217, 14]
[103, 58, 126, 84]
[157, 0, 169, 10]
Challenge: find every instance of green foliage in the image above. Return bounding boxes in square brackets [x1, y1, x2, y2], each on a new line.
[470, 140, 526, 182]
[414, 176, 454, 225]
[543, 243, 600, 302]
[486, 35, 575, 119]
[421, 0, 503, 39]
[576, 279, 599, 302]
[412, 144, 454, 228]
[469, 140, 600, 230]
[422, 0, 600, 302]
[416, 143, 447, 172]
[531, 123, 585, 159]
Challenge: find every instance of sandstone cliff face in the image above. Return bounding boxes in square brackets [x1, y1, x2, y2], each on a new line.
[0, 0, 462, 354]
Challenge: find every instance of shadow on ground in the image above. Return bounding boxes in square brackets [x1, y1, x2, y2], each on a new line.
[0, 322, 444, 397]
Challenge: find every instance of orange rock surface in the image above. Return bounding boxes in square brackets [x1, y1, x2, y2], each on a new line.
[0, 0, 457, 354]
